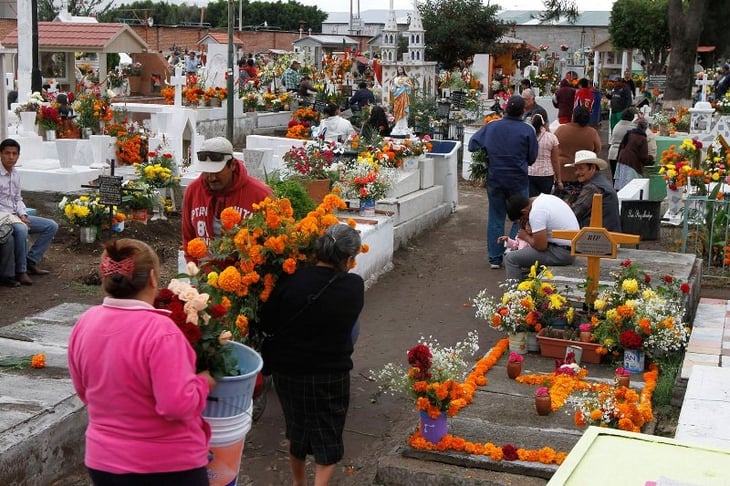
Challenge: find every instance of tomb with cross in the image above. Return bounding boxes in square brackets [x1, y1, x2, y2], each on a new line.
[552, 194, 640, 306]
[170, 66, 187, 107]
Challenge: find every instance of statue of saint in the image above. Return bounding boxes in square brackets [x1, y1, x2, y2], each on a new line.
[391, 66, 412, 134]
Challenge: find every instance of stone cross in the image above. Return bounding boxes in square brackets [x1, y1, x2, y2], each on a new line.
[170, 66, 187, 107]
[695, 74, 714, 103]
[552, 194, 640, 306]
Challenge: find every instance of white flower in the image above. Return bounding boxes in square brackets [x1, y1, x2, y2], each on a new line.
[218, 330, 232, 345]
[186, 261, 200, 277]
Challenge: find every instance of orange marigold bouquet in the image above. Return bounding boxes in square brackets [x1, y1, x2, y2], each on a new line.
[370, 332, 480, 418]
[185, 194, 349, 342]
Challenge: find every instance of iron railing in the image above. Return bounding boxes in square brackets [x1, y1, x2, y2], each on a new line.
[680, 195, 730, 279]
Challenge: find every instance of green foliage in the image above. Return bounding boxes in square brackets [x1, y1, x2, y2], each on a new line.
[268, 176, 316, 220]
[651, 352, 682, 408]
[420, 0, 508, 67]
[469, 149, 488, 186]
[609, 0, 669, 75]
[39, 0, 114, 21]
[537, 0, 579, 23]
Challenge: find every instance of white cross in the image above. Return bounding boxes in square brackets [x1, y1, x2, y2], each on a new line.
[170, 66, 187, 107]
[695, 74, 714, 103]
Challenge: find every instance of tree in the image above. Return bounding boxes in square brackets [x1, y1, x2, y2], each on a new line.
[664, 0, 708, 105]
[537, 0, 578, 23]
[608, 0, 669, 75]
[39, 0, 115, 21]
[419, 0, 508, 69]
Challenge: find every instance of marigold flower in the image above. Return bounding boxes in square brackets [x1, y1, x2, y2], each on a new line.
[220, 207, 242, 230]
[187, 238, 208, 259]
[31, 353, 46, 368]
[218, 266, 242, 292]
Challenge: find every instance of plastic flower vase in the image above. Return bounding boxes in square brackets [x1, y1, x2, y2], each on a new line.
[419, 411, 448, 444]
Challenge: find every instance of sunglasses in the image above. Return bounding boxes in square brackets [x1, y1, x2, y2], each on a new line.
[197, 151, 232, 162]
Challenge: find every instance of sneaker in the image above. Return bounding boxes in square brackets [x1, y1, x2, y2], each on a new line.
[490, 263, 501, 269]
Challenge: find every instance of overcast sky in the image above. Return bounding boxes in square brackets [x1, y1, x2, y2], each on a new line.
[298, 0, 616, 12]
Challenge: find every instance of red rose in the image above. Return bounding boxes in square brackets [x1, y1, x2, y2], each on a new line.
[209, 304, 227, 319]
[680, 282, 690, 293]
[180, 321, 202, 345]
[644, 274, 651, 283]
[662, 275, 673, 283]
[621, 259, 632, 267]
[502, 444, 518, 461]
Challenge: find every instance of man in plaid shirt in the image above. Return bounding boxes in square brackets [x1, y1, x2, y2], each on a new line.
[281, 60, 302, 92]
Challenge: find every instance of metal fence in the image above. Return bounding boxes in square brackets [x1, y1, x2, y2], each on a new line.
[680, 195, 730, 279]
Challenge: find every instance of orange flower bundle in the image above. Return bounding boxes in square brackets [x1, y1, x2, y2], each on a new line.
[186, 194, 349, 341]
[161, 86, 174, 104]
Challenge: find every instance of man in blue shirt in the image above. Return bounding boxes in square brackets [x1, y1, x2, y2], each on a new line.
[281, 61, 302, 92]
[468, 95, 538, 269]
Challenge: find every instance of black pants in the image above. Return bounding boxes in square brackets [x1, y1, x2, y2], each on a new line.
[87, 466, 209, 486]
[529, 175, 554, 197]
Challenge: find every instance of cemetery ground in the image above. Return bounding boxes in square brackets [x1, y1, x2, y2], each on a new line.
[3, 181, 727, 485]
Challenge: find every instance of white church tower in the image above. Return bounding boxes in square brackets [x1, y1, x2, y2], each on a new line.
[407, 0, 425, 63]
[380, 0, 399, 64]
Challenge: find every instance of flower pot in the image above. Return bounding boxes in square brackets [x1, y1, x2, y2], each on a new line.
[44, 129, 57, 141]
[419, 411, 448, 444]
[131, 209, 149, 224]
[359, 198, 376, 217]
[210, 97, 221, 107]
[535, 394, 552, 416]
[304, 178, 331, 204]
[623, 349, 645, 374]
[536, 329, 602, 363]
[616, 374, 630, 388]
[79, 226, 97, 243]
[204, 342, 264, 418]
[507, 332, 527, 355]
[579, 331, 593, 343]
[506, 361, 521, 379]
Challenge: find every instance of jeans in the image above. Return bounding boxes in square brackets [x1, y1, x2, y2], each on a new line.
[487, 183, 528, 265]
[0, 238, 14, 277]
[504, 244, 575, 281]
[11, 216, 58, 274]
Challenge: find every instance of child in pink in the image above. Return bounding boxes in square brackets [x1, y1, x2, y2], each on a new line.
[498, 220, 532, 252]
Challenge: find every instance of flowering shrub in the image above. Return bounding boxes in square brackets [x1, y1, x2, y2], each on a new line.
[57, 194, 107, 227]
[370, 332, 480, 418]
[282, 139, 340, 180]
[473, 262, 574, 334]
[153, 276, 237, 378]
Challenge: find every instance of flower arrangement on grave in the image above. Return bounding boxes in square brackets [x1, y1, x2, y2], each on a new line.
[334, 153, 395, 203]
[370, 332, 480, 418]
[73, 91, 114, 134]
[473, 262, 574, 335]
[590, 259, 690, 359]
[122, 61, 143, 77]
[286, 107, 320, 139]
[673, 106, 691, 132]
[37, 104, 61, 131]
[322, 49, 355, 85]
[153, 275, 238, 378]
[262, 92, 277, 110]
[57, 194, 107, 228]
[282, 139, 341, 182]
[135, 146, 180, 189]
[14, 91, 45, 116]
[212, 86, 227, 101]
[107, 120, 148, 166]
[161, 86, 175, 104]
[701, 142, 730, 185]
[716, 92, 730, 115]
[400, 135, 433, 158]
[658, 138, 705, 190]
[120, 179, 156, 211]
[184, 194, 358, 341]
[107, 69, 126, 89]
[278, 91, 291, 107]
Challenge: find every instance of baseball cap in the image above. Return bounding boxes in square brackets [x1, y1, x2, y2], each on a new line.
[196, 137, 234, 173]
[565, 150, 608, 170]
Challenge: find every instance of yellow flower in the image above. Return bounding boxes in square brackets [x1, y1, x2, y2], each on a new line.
[206, 272, 219, 287]
[593, 299, 606, 311]
[621, 278, 639, 294]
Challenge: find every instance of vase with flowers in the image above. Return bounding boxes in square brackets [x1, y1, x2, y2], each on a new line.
[37, 104, 61, 140]
[335, 152, 395, 216]
[73, 90, 114, 136]
[473, 262, 574, 354]
[615, 366, 631, 388]
[535, 387, 551, 416]
[370, 332, 479, 444]
[506, 351, 523, 379]
[578, 322, 593, 342]
[15, 91, 45, 134]
[57, 194, 107, 240]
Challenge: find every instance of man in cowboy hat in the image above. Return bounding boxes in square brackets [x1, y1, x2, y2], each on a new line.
[567, 150, 621, 231]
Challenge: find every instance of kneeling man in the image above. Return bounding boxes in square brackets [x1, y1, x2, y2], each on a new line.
[504, 193, 580, 281]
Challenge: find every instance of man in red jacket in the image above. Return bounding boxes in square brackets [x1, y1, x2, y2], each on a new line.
[182, 137, 272, 261]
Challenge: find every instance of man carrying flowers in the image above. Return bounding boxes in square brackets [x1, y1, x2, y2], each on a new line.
[182, 137, 272, 261]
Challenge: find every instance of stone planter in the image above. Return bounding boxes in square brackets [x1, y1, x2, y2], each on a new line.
[536, 329, 602, 363]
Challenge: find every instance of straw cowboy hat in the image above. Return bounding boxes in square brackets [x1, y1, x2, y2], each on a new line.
[566, 150, 609, 171]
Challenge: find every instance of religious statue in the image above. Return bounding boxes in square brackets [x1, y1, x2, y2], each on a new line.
[391, 66, 412, 134]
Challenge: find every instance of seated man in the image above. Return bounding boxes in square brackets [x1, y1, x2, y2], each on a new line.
[0, 138, 59, 285]
[567, 150, 621, 231]
[318, 103, 356, 142]
[504, 193, 579, 281]
[349, 81, 375, 110]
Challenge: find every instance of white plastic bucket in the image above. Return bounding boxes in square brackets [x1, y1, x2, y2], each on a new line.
[205, 404, 253, 486]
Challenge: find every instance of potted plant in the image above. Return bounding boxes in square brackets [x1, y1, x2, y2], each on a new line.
[370, 332, 480, 444]
[57, 193, 107, 242]
[282, 139, 341, 202]
[121, 179, 156, 222]
[37, 104, 61, 140]
[335, 153, 394, 216]
[535, 387, 552, 416]
[506, 351, 523, 379]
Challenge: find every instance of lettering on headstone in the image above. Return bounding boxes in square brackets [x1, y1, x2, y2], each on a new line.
[647, 75, 667, 90]
[98, 175, 123, 206]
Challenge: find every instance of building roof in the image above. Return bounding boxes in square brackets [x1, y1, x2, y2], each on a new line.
[323, 10, 412, 25]
[497, 10, 611, 27]
[2, 21, 148, 53]
[197, 32, 244, 46]
[293, 35, 358, 46]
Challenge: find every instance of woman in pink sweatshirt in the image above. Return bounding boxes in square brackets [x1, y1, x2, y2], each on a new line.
[68, 238, 216, 485]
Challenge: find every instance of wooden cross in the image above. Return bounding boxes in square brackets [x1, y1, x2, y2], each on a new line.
[695, 74, 714, 103]
[552, 194, 640, 306]
[170, 66, 187, 107]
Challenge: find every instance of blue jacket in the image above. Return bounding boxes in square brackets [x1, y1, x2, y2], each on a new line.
[468, 116, 538, 192]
